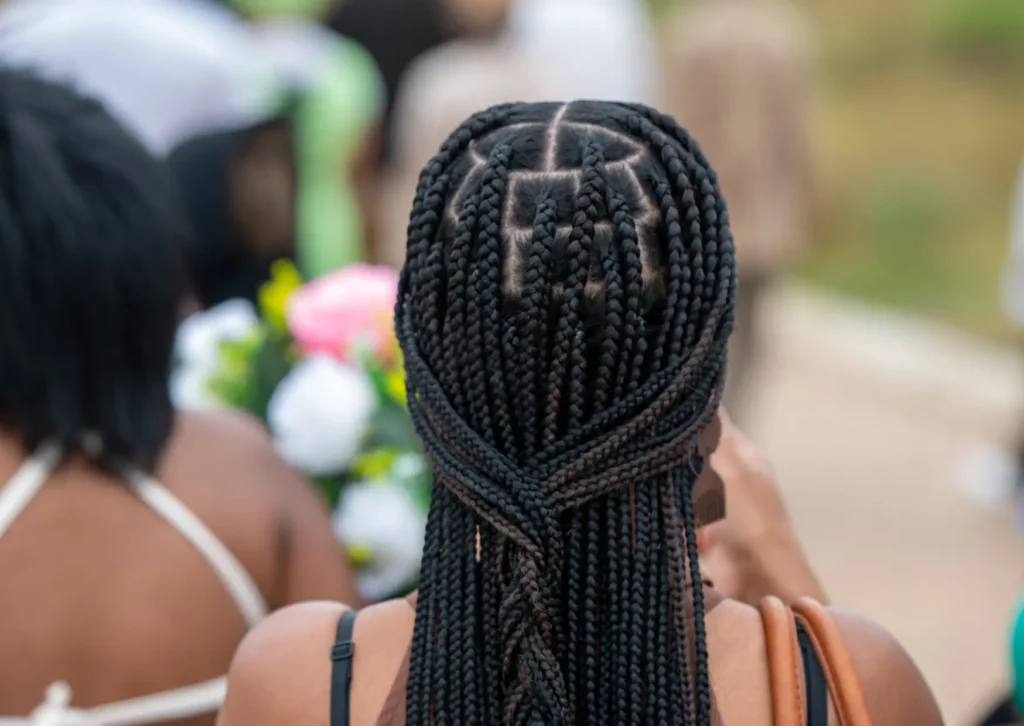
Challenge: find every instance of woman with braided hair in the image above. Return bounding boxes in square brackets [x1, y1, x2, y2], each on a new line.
[218, 101, 941, 726]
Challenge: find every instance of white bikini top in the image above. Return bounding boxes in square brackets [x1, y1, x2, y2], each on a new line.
[0, 441, 269, 726]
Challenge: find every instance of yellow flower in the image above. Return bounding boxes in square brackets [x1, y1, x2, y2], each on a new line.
[353, 450, 398, 480]
[385, 367, 407, 407]
[259, 260, 303, 331]
[346, 541, 373, 566]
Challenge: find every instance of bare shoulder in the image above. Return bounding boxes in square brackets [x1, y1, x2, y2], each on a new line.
[218, 602, 346, 726]
[169, 409, 360, 607]
[829, 608, 944, 726]
[217, 598, 418, 726]
[169, 410, 277, 467]
[164, 410, 308, 500]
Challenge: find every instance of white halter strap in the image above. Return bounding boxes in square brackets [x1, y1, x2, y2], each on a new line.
[0, 442, 269, 725]
[119, 466, 266, 627]
[0, 442, 63, 541]
[0, 678, 226, 726]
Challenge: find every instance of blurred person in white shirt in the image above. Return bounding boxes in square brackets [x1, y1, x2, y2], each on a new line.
[0, 0, 278, 157]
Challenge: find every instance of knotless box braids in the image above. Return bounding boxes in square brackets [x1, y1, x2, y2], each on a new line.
[397, 100, 736, 726]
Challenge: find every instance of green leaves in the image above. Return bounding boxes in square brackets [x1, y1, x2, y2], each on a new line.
[207, 326, 295, 419]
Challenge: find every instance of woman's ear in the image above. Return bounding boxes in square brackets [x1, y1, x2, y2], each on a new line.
[228, 116, 298, 262]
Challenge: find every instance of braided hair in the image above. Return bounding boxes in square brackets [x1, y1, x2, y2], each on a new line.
[397, 101, 736, 726]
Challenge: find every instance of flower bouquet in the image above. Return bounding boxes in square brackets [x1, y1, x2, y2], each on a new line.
[171, 262, 429, 603]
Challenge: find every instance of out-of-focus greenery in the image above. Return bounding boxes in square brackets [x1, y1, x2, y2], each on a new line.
[930, 0, 1024, 76]
[650, 0, 1024, 339]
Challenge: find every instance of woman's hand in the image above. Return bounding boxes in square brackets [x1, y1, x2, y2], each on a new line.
[699, 410, 828, 606]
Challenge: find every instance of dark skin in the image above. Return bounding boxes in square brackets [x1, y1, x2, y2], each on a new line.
[216, 416, 943, 726]
[0, 411, 358, 725]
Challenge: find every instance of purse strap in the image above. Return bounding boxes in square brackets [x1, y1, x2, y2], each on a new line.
[791, 599, 872, 726]
[759, 596, 873, 726]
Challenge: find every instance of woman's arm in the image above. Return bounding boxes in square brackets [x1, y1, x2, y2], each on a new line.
[218, 603, 345, 726]
[833, 609, 945, 725]
[218, 597, 416, 726]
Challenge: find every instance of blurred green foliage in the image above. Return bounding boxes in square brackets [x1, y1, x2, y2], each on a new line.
[806, 0, 1024, 339]
[862, 177, 953, 251]
[929, 0, 1024, 75]
[646, 0, 684, 18]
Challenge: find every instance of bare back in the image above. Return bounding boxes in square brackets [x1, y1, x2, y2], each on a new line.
[0, 411, 357, 726]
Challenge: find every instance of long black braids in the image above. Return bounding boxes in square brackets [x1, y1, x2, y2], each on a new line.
[397, 101, 736, 726]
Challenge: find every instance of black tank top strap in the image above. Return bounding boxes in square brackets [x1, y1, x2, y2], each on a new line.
[796, 621, 829, 726]
[330, 610, 358, 726]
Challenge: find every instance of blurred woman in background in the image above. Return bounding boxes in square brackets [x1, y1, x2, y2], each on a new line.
[0, 70, 356, 726]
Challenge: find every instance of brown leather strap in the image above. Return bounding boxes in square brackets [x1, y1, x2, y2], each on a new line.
[759, 596, 804, 726]
[792, 599, 872, 726]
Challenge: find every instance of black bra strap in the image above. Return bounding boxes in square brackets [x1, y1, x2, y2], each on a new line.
[796, 622, 829, 726]
[330, 610, 357, 726]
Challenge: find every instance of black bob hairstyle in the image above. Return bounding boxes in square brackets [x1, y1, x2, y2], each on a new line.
[0, 68, 185, 472]
[397, 101, 736, 726]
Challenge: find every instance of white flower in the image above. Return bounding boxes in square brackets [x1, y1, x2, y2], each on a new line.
[333, 480, 426, 602]
[171, 299, 259, 410]
[175, 299, 259, 368]
[391, 453, 427, 481]
[170, 365, 221, 412]
[267, 356, 376, 475]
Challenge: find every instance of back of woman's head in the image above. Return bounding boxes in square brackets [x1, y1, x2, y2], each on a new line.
[397, 101, 736, 726]
[0, 69, 185, 472]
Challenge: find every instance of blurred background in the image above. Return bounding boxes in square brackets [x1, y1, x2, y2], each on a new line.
[4, 0, 1024, 722]
[670, 1, 1024, 723]
[743, 0, 1024, 338]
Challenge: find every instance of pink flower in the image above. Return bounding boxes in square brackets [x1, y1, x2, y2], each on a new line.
[287, 264, 399, 364]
